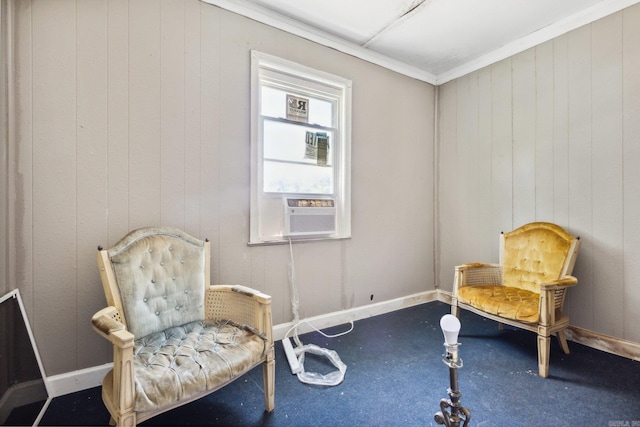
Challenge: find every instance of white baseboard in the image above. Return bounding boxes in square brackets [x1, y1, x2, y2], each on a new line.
[48, 291, 438, 397]
[273, 290, 439, 341]
[47, 289, 640, 398]
[0, 379, 48, 424]
[47, 363, 112, 398]
[436, 289, 453, 305]
[565, 325, 640, 362]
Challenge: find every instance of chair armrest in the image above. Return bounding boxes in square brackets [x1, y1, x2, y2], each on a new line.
[206, 285, 273, 343]
[91, 306, 135, 418]
[91, 306, 134, 346]
[229, 284, 272, 304]
[539, 275, 578, 290]
[538, 276, 578, 326]
[456, 262, 501, 270]
[455, 263, 503, 287]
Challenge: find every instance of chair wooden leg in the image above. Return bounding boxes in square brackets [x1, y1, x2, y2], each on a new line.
[114, 413, 136, 427]
[537, 334, 551, 378]
[451, 304, 459, 317]
[556, 329, 570, 354]
[263, 348, 275, 412]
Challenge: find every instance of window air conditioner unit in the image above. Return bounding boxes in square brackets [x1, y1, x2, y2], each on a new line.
[283, 198, 336, 237]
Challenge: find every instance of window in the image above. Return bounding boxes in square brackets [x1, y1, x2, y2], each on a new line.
[250, 51, 352, 244]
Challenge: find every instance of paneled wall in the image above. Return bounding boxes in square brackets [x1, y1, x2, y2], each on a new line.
[437, 4, 640, 343]
[7, 0, 435, 375]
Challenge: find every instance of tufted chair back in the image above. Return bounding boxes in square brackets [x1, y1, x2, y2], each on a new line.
[500, 222, 577, 294]
[103, 227, 207, 338]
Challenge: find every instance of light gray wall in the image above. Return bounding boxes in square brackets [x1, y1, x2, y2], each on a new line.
[437, 4, 640, 343]
[6, 0, 435, 376]
[8, 0, 639, 379]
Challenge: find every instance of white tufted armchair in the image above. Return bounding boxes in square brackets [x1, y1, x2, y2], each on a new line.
[91, 226, 274, 426]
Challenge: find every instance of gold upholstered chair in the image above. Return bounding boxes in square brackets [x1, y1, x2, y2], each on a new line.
[451, 222, 580, 378]
[91, 226, 274, 426]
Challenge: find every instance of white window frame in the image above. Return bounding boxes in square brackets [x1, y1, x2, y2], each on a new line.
[249, 51, 352, 245]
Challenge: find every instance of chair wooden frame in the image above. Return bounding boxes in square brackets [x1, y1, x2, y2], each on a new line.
[451, 222, 580, 378]
[91, 227, 275, 426]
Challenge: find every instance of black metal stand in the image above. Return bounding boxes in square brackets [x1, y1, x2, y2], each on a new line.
[434, 346, 471, 427]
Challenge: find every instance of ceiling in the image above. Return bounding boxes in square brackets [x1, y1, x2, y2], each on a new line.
[204, 0, 639, 84]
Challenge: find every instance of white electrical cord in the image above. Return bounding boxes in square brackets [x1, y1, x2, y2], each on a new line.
[285, 238, 352, 386]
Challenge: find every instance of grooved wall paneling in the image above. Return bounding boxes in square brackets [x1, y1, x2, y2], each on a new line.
[437, 5, 640, 342]
[8, 0, 435, 375]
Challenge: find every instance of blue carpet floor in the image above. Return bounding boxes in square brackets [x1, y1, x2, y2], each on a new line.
[15, 301, 640, 426]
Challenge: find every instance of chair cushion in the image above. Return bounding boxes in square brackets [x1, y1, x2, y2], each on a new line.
[457, 285, 539, 323]
[132, 319, 266, 412]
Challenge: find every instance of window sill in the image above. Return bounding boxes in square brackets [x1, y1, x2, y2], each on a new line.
[247, 235, 351, 246]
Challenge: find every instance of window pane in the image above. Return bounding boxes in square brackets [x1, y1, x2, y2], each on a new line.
[308, 98, 333, 127]
[263, 120, 333, 166]
[264, 161, 333, 194]
[261, 86, 286, 118]
[261, 86, 334, 127]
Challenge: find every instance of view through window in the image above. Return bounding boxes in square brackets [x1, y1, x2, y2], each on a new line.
[250, 51, 351, 244]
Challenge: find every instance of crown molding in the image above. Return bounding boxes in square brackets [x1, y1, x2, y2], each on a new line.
[436, 0, 640, 84]
[202, 0, 640, 86]
[200, 0, 438, 84]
